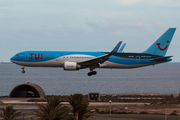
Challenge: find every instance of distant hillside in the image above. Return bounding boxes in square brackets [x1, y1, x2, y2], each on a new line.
[1, 61, 12, 64]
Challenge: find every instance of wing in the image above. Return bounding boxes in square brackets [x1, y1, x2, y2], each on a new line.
[78, 41, 122, 67]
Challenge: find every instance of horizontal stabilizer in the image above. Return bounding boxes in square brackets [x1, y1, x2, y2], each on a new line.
[150, 56, 173, 61]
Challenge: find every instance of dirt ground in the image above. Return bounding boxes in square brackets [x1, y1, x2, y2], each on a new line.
[87, 114, 180, 120]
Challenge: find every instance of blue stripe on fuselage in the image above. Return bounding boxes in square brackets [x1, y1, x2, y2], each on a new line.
[12, 51, 106, 62]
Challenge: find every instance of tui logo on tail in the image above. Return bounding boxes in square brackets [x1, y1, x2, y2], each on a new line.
[156, 40, 169, 51]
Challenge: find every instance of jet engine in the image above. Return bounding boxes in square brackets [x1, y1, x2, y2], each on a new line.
[63, 62, 80, 71]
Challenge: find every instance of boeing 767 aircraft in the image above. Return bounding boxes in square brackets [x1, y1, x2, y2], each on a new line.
[10, 28, 176, 76]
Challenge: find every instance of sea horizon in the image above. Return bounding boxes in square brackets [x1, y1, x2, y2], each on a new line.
[0, 62, 180, 96]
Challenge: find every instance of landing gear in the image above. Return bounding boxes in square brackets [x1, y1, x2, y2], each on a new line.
[21, 66, 25, 74]
[87, 70, 97, 76]
[22, 70, 25, 74]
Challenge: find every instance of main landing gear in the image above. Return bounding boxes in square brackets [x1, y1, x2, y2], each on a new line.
[87, 71, 97, 76]
[22, 66, 25, 74]
[87, 68, 97, 76]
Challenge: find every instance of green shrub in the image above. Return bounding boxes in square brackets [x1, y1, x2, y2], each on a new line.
[139, 111, 148, 114]
[170, 110, 178, 115]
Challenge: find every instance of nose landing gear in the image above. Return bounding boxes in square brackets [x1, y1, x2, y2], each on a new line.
[22, 69, 25, 74]
[21, 66, 25, 74]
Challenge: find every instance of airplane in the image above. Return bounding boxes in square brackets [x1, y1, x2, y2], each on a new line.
[10, 28, 176, 76]
[118, 43, 126, 53]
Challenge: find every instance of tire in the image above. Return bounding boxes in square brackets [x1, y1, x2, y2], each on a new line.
[88, 72, 92, 76]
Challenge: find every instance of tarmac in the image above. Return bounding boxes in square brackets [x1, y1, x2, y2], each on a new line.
[0, 98, 150, 106]
[88, 114, 180, 120]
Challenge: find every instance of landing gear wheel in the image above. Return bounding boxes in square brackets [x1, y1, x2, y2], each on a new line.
[21, 66, 25, 74]
[88, 72, 92, 76]
[87, 71, 97, 76]
[22, 70, 25, 74]
[92, 71, 97, 75]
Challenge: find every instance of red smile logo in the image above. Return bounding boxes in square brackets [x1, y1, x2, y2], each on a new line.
[156, 40, 169, 51]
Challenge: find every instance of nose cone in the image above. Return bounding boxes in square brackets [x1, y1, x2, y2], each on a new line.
[10, 56, 17, 63]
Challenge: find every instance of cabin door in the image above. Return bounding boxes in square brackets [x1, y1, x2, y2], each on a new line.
[56, 54, 60, 61]
[25, 54, 29, 60]
[136, 56, 140, 63]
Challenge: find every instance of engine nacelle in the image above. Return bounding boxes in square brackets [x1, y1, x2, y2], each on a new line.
[63, 62, 80, 71]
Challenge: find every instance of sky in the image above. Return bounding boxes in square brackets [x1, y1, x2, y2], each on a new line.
[0, 0, 180, 62]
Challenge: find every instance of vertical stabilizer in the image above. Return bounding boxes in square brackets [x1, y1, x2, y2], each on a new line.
[143, 28, 176, 56]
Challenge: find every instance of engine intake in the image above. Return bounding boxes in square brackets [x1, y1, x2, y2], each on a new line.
[63, 62, 80, 71]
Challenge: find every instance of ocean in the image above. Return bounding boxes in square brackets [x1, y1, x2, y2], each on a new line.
[0, 63, 180, 96]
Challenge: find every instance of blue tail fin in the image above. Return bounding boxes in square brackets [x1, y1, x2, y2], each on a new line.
[143, 28, 176, 56]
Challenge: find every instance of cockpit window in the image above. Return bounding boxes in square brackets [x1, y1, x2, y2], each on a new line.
[14, 55, 19, 57]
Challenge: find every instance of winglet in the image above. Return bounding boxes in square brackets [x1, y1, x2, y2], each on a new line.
[78, 41, 122, 66]
[109, 41, 122, 55]
[118, 43, 126, 53]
